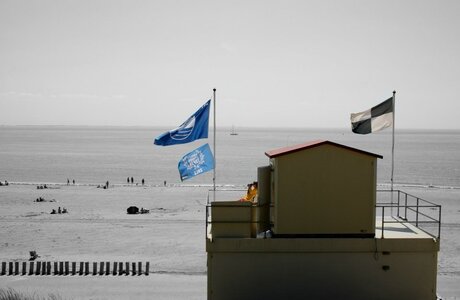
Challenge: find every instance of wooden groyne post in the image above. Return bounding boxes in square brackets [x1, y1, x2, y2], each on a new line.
[0, 261, 150, 276]
[99, 262, 104, 275]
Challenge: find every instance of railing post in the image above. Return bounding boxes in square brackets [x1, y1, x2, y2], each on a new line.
[381, 206, 385, 239]
[416, 198, 420, 227]
[397, 190, 400, 217]
[438, 206, 442, 239]
[206, 206, 209, 239]
[404, 194, 408, 220]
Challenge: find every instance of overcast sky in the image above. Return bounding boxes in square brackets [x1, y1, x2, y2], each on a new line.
[1, 0, 459, 129]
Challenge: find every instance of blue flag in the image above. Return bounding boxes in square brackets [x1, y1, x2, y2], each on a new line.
[154, 100, 211, 146]
[178, 143, 214, 181]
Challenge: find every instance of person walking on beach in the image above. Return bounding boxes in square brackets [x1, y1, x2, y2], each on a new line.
[72, 179, 75, 185]
[131, 177, 134, 184]
[127, 177, 129, 184]
[142, 178, 145, 185]
[106, 181, 109, 189]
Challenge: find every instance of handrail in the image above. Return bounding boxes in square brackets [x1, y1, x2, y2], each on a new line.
[376, 190, 441, 239]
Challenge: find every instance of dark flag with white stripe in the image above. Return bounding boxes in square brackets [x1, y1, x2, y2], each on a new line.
[350, 97, 394, 134]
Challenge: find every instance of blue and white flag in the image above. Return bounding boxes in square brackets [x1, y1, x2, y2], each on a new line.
[178, 143, 214, 181]
[154, 100, 211, 146]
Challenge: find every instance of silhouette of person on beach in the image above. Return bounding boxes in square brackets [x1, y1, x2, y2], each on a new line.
[72, 179, 75, 185]
[106, 181, 109, 189]
[127, 177, 130, 184]
[58, 207, 61, 214]
[67, 178, 70, 185]
[142, 179, 145, 185]
[164, 180, 167, 187]
[131, 177, 134, 184]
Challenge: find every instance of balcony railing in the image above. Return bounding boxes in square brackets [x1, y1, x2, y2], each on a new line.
[376, 190, 441, 239]
[205, 189, 442, 240]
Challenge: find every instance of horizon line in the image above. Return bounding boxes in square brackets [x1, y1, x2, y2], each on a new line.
[1, 124, 459, 132]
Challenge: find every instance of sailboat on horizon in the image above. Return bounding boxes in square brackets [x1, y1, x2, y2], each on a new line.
[230, 125, 238, 136]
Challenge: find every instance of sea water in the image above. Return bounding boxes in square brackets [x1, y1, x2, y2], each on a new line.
[0, 126, 459, 188]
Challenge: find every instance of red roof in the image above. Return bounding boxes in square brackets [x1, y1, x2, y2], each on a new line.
[265, 140, 383, 159]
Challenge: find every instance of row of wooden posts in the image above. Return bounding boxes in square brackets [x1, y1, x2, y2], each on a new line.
[0, 261, 149, 276]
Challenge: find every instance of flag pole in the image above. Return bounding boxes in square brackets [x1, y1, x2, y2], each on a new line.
[391, 90, 396, 212]
[213, 88, 216, 202]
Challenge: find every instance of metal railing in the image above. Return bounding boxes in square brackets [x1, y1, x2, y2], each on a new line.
[376, 190, 441, 239]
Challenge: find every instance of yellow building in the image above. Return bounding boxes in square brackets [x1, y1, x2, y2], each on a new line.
[266, 140, 380, 237]
[206, 140, 441, 300]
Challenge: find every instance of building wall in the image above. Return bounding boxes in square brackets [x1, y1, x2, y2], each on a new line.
[271, 144, 377, 235]
[207, 239, 438, 300]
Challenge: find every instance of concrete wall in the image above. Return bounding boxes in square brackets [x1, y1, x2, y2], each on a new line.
[211, 201, 252, 238]
[207, 238, 438, 300]
[271, 144, 377, 235]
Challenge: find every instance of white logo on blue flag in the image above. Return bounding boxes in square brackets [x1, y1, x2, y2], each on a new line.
[154, 100, 210, 146]
[170, 115, 195, 140]
[178, 143, 214, 181]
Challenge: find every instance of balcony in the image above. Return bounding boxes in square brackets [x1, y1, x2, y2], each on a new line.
[205, 189, 441, 241]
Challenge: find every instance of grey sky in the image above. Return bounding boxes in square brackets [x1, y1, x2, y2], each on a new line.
[1, 0, 459, 129]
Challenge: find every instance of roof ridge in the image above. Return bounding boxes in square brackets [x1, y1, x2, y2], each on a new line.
[265, 140, 383, 159]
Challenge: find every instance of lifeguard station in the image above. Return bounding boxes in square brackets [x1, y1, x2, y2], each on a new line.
[206, 140, 441, 300]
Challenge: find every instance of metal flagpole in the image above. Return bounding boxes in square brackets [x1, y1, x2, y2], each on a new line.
[213, 88, 216, 202]
[391, 91, 396, 213]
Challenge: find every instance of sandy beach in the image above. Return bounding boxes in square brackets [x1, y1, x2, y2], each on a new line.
[1, 184, 459, 299]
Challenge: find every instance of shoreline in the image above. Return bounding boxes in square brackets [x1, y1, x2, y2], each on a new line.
[4, 181, 459, 190]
